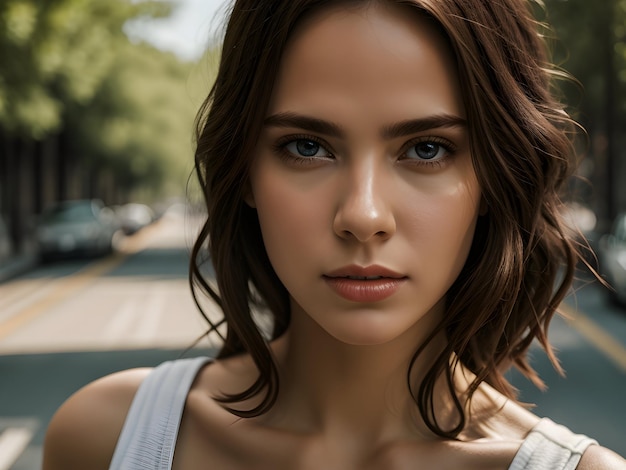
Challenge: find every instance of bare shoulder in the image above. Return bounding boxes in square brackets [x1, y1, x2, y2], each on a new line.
[467, 381, 541, 441]
[42, 367, 151, 470]
[577, 444, 626, 470]
[480, 387, 626, 470]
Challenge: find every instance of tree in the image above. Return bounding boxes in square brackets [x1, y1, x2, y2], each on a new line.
[0, 0, 171, 139]
[543, 0, 626, 223]
[68, 41, 210, 200]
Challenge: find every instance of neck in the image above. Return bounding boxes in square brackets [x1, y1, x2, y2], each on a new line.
[268, 305, 463, 443]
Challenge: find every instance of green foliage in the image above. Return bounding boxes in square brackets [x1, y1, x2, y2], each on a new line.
[543, 0, 626, 128]
[0, 0, 222, 199]
[542, 0, 626, 219]
[71, 42, 208, 198]
[0, 0, 172, 139]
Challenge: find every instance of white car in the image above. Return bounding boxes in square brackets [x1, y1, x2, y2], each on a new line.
[598, 213, 626, 305]
[37, 200, 119, 261]
[115, 203, 155, 235]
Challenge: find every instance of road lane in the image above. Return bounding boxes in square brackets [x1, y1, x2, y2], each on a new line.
[0, 212, 223, 355]
[508, 279, 626, 456]
[561, 303, 626, 372]
[0, 419, 38, 470]
[0, 222, 162, 344]
[0, 348, 216, 470]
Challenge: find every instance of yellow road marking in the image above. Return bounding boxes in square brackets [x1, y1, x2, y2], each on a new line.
[0, 223, 159, 341]
[560, 303, 626, 373]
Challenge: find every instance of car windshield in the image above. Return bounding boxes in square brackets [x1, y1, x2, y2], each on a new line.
[41, 203, 97, 224]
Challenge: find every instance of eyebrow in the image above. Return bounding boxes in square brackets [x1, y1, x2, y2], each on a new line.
[264, 112, 345, 137]
[263, 112, 467, 139]
[381, 114, 467, 139]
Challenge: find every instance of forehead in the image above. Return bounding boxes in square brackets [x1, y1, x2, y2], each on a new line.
[267, 2, 464, 121]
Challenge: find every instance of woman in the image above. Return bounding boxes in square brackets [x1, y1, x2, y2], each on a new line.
[43, 0, 626, 468]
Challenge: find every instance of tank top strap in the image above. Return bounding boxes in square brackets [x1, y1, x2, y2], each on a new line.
[109, 356, 213, 470]
[508, 418, 598, 470]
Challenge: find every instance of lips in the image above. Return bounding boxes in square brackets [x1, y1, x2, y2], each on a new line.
[323, 265, 407, 302]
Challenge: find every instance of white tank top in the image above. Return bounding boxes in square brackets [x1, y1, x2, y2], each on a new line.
[109, 357, 597, 469]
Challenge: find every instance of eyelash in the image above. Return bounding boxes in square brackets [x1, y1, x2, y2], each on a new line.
[273, 134, 457, 168]
[400, 136, 457, 169]
[273, 134, 332, 167]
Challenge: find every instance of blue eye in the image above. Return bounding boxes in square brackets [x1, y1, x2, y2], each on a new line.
[297, 140, 319, 156]
[284, 139, 330, 158]
[407, 142, 448, 161]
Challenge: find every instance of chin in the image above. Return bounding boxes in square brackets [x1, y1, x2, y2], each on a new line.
[320, 313, 425, 347]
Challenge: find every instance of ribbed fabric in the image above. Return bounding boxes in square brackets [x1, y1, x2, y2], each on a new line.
[109, 358, 597, 470]
[108, 357, 212, 470]
[508, 418, 597, 470]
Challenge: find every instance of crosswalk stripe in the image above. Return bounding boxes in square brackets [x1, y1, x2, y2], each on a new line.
[0, 427, 35, 470]
[102, 298, 139, 342]
[134, 283, 166, 343]
[0, 221, 161, 341]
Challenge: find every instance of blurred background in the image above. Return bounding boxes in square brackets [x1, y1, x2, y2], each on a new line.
[0, 0, 625, 468]
[0, 0, 226, 269]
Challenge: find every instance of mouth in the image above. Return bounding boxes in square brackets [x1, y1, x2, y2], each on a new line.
[323, 264, 406, 280]
[323, 265, 407, 302]
[335, 275, 387, 280]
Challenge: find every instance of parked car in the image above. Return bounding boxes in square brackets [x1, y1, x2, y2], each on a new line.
[115, 203, 155, 235]
[0, 214, 12, 261]
[597, 213, 626, 306]
[36, 200, 119, 261]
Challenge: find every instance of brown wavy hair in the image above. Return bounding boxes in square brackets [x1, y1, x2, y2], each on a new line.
[190, 0, 583, 438]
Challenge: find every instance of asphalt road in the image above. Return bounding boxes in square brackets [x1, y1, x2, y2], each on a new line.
[0, 213, 624, 469]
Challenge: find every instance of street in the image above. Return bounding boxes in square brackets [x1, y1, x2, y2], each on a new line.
[0, 209, 220, 470]
[1, 210, 625, 469]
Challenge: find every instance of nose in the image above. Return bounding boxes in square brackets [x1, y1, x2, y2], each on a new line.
[333, 163, 396, 243]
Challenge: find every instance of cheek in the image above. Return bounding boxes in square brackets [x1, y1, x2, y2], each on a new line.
[251, 168, 330, 271]
[401, 177, 481, 271]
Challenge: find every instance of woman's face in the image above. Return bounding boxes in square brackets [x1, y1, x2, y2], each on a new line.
[249, 3, 482, 346]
